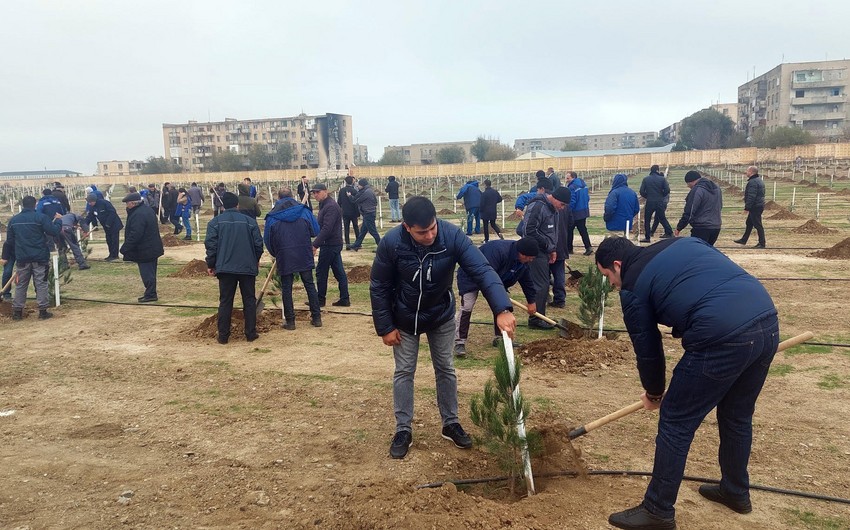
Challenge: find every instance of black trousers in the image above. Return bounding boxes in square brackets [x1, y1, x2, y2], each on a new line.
[281, 269, 321, 323]
[568, 217, 592, 253]
[740, 207, 765, 246]
[104, 227, 120, 259]
[137, 260, 158, 299]
[217, 273, 257, 339]
[343, 215, 360, 246]
[528, 253, 550, 324]
[644, 201, 673, 237]
[691, 227, 721, 246]
[482, 218, 501, 241]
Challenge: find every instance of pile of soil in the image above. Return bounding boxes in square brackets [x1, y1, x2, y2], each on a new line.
[437, 195, 448, 201]
[519, 336, 630, 373]
[187, 309, 312, 339]
[810, 237, 850, 260]
[764, 200, 783, 210]
[347, 265, 371, 283]
[835, 188, 850, 196]
[502, 194, 513, 200]
[767, 209, 803, 220]
[162, 234, 190, 247]
[438, 208, 455, 215]
[0, 304, 28, 319]
[792, 220, 836, 235]
[169, 259, 209, 278]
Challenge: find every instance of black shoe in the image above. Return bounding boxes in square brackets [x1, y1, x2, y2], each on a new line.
[78, 264, 91, 270]
[698, 485, 752, 514]
[305, 300, 326, 308]
[282, 321, 295, 330]
[12, 309, 23, 321]
[453, 343, 466, 357]
[246, 333, 259, 342]
[138, 296, 158, 303]
[498, 233, 505, 240]
[640, 238, 651, 243]
[583, 248, 594, 256]
[549, 301, 565, 308]
[217, 335, 228, 344]
[754, 243, 766, 249]
[332, 299, 351, 307]
[176, 226, 183, 235]
[659, 233, 673, 239]
[311, 318, 323, 327]
[608, 503, 676, 529]
[390, 430, 413, 459]
[38, 309, 53, 320]
[104, 256, 118, 262]
[349, 246, 360, 252]
[733, 239, 746, 245]
[183, 235, 192, 240]
[441, 423, 473, 449]
[345, 245, 351, 251]
[528, 319, 555, 330]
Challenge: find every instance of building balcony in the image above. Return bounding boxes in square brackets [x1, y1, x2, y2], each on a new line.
[790, 111, 846, 122]
[791, 95, 845, 105]
[792, 80, 844, 90]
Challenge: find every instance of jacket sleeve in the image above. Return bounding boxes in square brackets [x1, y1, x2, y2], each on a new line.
[676, 188, 696, 231]
[455, 184, 466, 200]
[251, 220, 264, 262]
[495, 191, 503, 204]
[744, 180, 755, 210]
[639, 179, 648, 199]
[523, 202, 554, 254]
[204, 219, 219, 269]
[41, 214, 62, 237]
[455, 231, 512, 314]
[631, 194, 641, 217]
[312, 207, 336, 247]
[121, 216, 141, 254]
[369, 239, 398, 336]
[662, 179, 670, 198]
[620, 290, 666, 395]
[603, 190, 617, 222]
[3, 231, 14, 260]
[514, 193, 532, 210]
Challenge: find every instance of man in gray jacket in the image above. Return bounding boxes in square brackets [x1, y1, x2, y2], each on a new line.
[734, 166, 766, 249]
[348, 178, 381, 251]
[675, 171, 723, 246]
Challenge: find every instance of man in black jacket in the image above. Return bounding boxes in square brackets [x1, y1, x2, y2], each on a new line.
[479, 179, 504, 242]
[338, 176, 360, 249]
[675, 171, 723, 246]
[85, 193, 124, 261]
[310, 183, 350, 307]
[639, 165, 673, 242]
[120, 192, 164, 302]
[385, 175, 401, 222]
[734, 165, 766, 248]
[370, 197, 516, 459]
[348, 178, 381, 251]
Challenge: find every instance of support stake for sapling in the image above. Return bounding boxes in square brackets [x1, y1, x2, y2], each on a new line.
[52, 253, 60, 307]
[502, 331, 535, 496]
[597, 277, 606, 340]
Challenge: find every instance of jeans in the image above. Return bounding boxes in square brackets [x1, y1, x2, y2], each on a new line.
[643, 315, 780, 518]
[739, 207, 765, 246]
[644, 201, 673, 238]
[343, 215, 360, 246]
[104, 227, 120, 259]
[13, 261, 50, 310]
[280, 269, 321, 323]
[393, 318, 458, 432]
[217, 273, 257, 340]
[316, 245, 350, 303]
[59, 229, 88, 268]
[454, 291, 500, 345]
[690, 227, 720, 246]
[465, 207, 481, 235]
[528, 253, 550, 325]
[352, 213, 380, 249]
[482, 218, 501, 242]
[181, 211, 192, 237]
[137, 260, 158, 299]
[568, 217, 592, 253]
[389, 199, 400, 221]
[549, 259, 566, 305]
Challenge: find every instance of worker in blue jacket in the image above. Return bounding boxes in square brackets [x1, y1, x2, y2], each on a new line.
[85, 193, 123, 261]
[455, 179, 482, 235]
[603, 173, 640, 233]
[597, 236, 779, 530]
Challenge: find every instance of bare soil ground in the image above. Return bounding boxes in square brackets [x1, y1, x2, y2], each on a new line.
[2, 183, 850, 529]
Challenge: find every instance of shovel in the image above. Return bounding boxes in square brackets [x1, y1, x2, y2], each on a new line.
[255, 259, 277, 313]
[567, 330, 815, 440]
[1, 273, 17, 302]
[566, 265, 583, 280]
[510, 298, 572, 339]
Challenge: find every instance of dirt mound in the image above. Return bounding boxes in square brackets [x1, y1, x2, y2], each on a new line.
[162, 234, 190, 247]
[836, 188, 850, 196]
[437, 195, 448, 201]
[767, 209, 803, 220]
[502, 194, 513, 200]
[792, 220, 836, 235]
[810, 237, 850, 260]
[169, 259, 209, 277]
[438, 208, 455, 215]
[0, 304, 27, 319]
[187, 308, 312, 339]
[764, 200, 783, 210]
[520, 335, 630, 373]
[347, 265, 371, 283]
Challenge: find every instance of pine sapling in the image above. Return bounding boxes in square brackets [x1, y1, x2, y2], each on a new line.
[577, 263, 614, 339]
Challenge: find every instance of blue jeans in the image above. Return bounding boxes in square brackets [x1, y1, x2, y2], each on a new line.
[643, 314, 780, 518]
[182, 211, 192, 237]
[465, 207, 480, 235]
[393, 318, 458, 432]
[352, 212, 380, 249]
[316, 245, 349, 303]
[389, 199, 400, 221]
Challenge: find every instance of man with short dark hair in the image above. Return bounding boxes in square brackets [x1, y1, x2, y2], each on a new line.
[385, 175, 401, 222]
[188, 182, 204, 214]
[371, 197, 517, 459]
[348, 178, 380, 251]
[242, 177, 257, 199]
[85, 193, 123, 261]
[596, 236, 779, 530]
[37, 188, 66, 251]
[6, 195, 63, 320]
[479, 179, 503, 243]
[296, 175, 313, 210]
[52, 182, 71, 213]
[310, 183, 350, 307]
[639, 165, 673, 242]
[338, 176, 360, 249]
[455, 178, 482, 235]
[734, 165, 766, 249]
[120, 192, 164, 302]
[675, 170, 723, 245]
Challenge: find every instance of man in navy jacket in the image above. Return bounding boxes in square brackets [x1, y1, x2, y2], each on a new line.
[370, 197, 516, 459]
[455, 179, 482, 235]
[85, 193, 123, 261]
[596, 236, 779, 529]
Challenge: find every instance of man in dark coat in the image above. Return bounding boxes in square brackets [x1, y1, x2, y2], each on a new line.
[205, 192, 264, 344]
[550, 189, 572, 308]
[266, 190, 322, 329]
[455, 179, 482, 235]
[161, 182, 177, 225]
[675, 171, 723, 246]
[6, 195, 63, 320]
[338, 176, 360, 249]
[348, 178, 381, 251]
[453, 237, 538, 356]
[310, 183, 350, 307]
[734, 165, 766, 248]
[85, 193, 124, 261]
[597, 236, 779, 530]
[479, 179, 503, 242]
[370, 197, 517, 459]
[237, 183, 261, 218]
[52, 182, 71, 213]
[639, 165, 673, 242]
[296, 175, 313, 210]
[385, 175, 401, 222]
[120, 192, 164, 302]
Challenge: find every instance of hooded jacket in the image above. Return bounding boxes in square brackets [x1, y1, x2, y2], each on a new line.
[603, 174, 640, 231]
[204, 208, 264, 276]
[521, 195, 558, 255]
[457, 239, 536, 303]
[264, 198, 319, 253]
[639, 170, 670, 204]
[237, 183, 261, 218]
[744, 173, 766, 211]
[480, 186, 502, 221]
[676, 178, 723, 231]
[267, 198, 318, 276]
[385, 179, 400, 200]
[36, 194, 66, 219]
[52, 188, 71, 212]
[6, 208, 62, 263]
[120, 203, 164, 263]
[370, 219, 512, 336]
[352, 184, 378, 215]
[567, 177, 591, 220]
[456, 180, 482, 209]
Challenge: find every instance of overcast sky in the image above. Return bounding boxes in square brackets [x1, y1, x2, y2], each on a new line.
[2, 0, 848, 174]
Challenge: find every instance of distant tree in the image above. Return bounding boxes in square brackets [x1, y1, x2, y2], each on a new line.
[646, 138, 670, 147]
[435, 146, 466, 164]
[678, 108, 745, 150]
[471, 136, 493, 162]
[273, 143, 295, 169]
[753, 127, 815, 148]
[561, 140, 587, 151]
[378, 150, 406, 166]
[141, 156, 182, 174]
[247, 144, 274, 170]
[208, 149, 245, 172]
[483, 143, 517, 161]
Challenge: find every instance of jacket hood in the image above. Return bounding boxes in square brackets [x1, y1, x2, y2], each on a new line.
[570, 177, 587, 189]
[611, 174, 629, 189]
[466, 181, 479, 187]
[238, 183, 251, 196]
[266, 198, 305, 223]
[695, 178, 721, 195]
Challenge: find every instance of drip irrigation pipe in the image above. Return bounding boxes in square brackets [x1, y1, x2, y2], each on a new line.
[416, 469, 850, 505]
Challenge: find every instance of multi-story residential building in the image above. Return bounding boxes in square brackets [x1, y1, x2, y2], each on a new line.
[162, 112, 353, 172]
[383, 141, 476, 165]
[353, 144, 369, 165]
[98, 160, 144, 176]
[711, 103, 739, 125]
[514, 132, 659, 155]
[738, 60, 849, 141]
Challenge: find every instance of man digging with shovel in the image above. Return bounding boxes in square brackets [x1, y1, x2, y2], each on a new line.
[596, 236, 779, 530]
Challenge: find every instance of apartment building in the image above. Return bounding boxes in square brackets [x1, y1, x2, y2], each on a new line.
[738, 60, 849, 141]
[353, 144, 369, 165]
[98, 160, 144, 176]
[162, 112, 353, 172]
[383, 141, 476, 165]
[514, 132, 658, 155]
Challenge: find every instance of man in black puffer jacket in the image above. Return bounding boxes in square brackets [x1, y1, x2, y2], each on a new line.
[734, 165, 766, 248]
[639, 165, 673, 242]
[675, 171, 723, 246]
[120, 192, 164, 303]
[370, 197, 516, 460]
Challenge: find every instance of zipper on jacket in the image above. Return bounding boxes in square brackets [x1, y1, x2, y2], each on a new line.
[413, 248, 446, 335]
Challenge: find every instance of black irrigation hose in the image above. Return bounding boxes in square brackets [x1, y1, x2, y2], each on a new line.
[416, 469, 850, 506]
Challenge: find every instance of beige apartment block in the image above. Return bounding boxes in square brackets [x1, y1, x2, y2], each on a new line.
[738, 60, 849, 141]
[162, 112, 353, 173]
[353, 143, 369, 165]
[384, 141, 476, 165]
[514, 132, 658, 155]
[711, 103, 739, 125]
[98, 160, 144, 176]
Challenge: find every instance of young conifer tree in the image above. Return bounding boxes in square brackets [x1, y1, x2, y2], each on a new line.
[577, 263, 614, 339]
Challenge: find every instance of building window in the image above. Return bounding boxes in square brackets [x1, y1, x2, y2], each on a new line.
[103, 164, 108, 170]
[301, 131, 306, 138]
[254, 134, 258, 140]
[833, 88, 841, 96]
[795, 90, 805, 98]
[118, 164, 123, 169]
[218, 147, 222, 152]
[216, 136, 220, 142]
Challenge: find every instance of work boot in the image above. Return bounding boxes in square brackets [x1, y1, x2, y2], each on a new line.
[38, 309, 53, 320]
[311, 318, 323, 327]
[12, 309, 23, 321]
[282, 321, 296, 330]
[608, 503, 676, 529]
[698, 484, 752, 514]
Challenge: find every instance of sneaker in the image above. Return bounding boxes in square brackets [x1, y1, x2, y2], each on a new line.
[217, 335, 228, 344]
[12, 309, 23, 321]
[38, 309, 53, 320]
[549, 301, 565, 308]
[608, 503, 676, 529]
[246, 333, 259, 342]
[583, 248, 594, 256]
[733, 239, 746, 245]
[698, 484, 752, 514]
[183, 235, 192, 240]
[441, 423, 473, 449]
[78, 264, 91, 270]
[453, 343, 466, 357]
[390, 430, 413, 459]
[659, 233, 673, 239]
[311, 318, 323, 327]
[332, 299, 351, 307]
[282, 321, 296, 330]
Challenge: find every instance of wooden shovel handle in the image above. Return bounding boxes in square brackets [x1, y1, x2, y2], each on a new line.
[510, 298, 559, 326]
[256, 260, 277, 304]
[2, 273, 17, 293]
